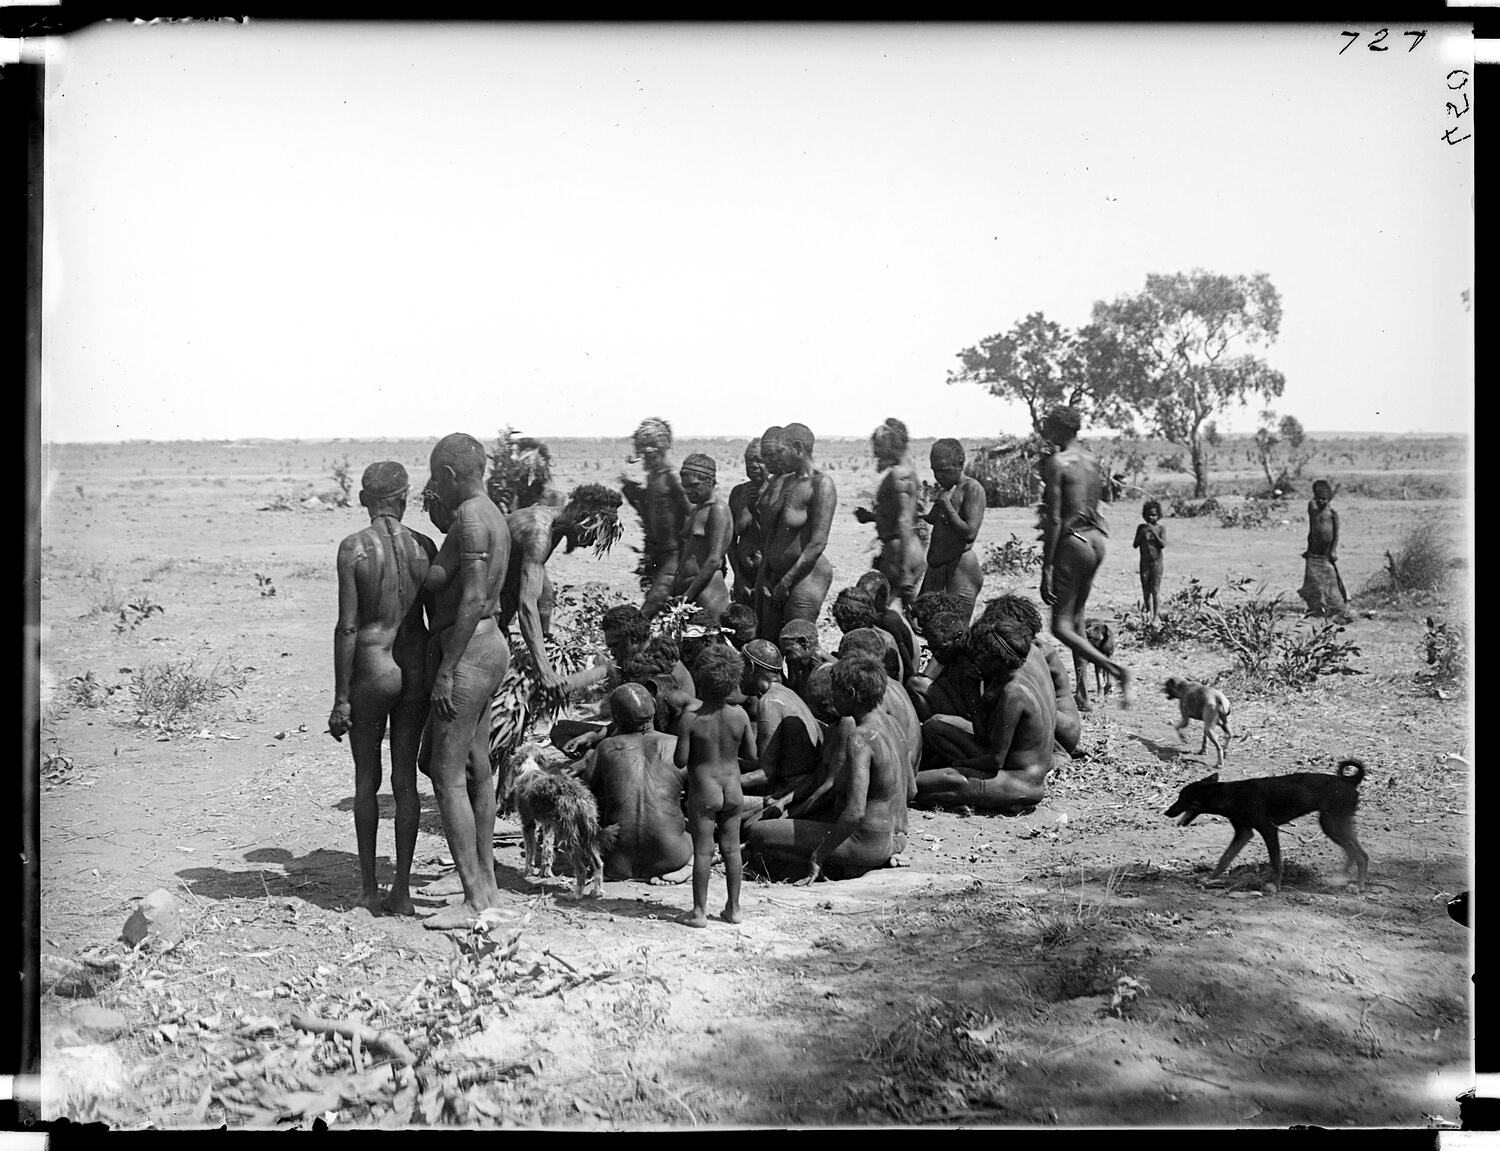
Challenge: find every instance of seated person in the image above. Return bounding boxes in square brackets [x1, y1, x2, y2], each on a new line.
[910, 589, 965, 674]
[982, 593, 1082, 756]
[831, 586, 905, 680]
[719, 603, 758, 652]
[736, 639, 823, 797]
[778, 619, 835, 701]
[579, 683, 692, 882]
[837, 628, 921, 802]
[915, 612, 1058, 814]
[550, 605, 693, 758]
[906, 611, 984, 724]
[746, 656, 910, 882]
[855, 570, 919, 681]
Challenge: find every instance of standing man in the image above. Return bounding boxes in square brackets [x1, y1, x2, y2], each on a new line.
[328, 463, 436, 917]
[672, 453, 734, 624]
[418, 433, 513, 930]
[621, 417, 691, 621]
[727, 438, 767, 606]
[1038, 406, 1133, 709]
[919, 439, 987, 622]
[854, 418, 925, 611]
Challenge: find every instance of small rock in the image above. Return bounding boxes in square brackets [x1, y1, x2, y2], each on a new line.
[121, 888, 183, 949]
[69, 1005, 127, 1041]
[300, 496, 326, 510]
[274, 731, 287, 740]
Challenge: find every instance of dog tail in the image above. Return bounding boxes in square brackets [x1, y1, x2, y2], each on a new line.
[598, 823, 620, 856]
[1337, 758, 1366, 785]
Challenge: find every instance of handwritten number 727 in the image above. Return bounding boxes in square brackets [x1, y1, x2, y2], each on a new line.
[1340, 30, 1426, 53]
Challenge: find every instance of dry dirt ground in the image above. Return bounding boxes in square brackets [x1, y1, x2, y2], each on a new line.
[36, 437, 1472, 1129]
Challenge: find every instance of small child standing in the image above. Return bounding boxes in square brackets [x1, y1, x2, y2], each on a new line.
[674, 644, 756, 927]
[1299, 480, 1347, 619]
[1132, 500, 1167, 619]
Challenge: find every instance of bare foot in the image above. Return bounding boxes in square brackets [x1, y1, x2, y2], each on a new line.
[720, 905, 743, 924]
[1075, 693, 1093, 714]
[887, 854, 910, 868]
[353, 892, 383, 916]
[1118, 666, 1136, 709]
[382, 891, 417, 917]
[421, 902, 485, 931]
[420, 873, 464, 897]
[683, 910, 709, 929]
[647, 863, 692, 886]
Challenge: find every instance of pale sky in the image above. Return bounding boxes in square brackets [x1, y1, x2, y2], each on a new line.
[40, 21, 1474, 443]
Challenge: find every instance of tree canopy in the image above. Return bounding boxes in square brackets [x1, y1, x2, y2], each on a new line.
[1086, 270, 1285, 496]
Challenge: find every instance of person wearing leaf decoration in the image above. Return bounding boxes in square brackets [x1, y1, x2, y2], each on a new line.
[328, 462, 436, 917]
[671, 453, 734, 625]
[497, 483, 624, 692]
[620, 416, 691, 621]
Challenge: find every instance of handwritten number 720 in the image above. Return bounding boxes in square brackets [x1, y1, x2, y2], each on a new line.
[1340, 29, 1426, 53]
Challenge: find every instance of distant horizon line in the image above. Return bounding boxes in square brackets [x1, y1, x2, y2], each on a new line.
[42, 429, 1472, 447]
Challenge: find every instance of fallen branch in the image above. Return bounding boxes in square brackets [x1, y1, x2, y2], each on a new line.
[290, 1014, 416, 1066]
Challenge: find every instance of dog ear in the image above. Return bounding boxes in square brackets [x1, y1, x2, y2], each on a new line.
[1206, 772, 1219, 784]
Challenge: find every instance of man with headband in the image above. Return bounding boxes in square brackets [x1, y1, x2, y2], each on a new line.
[727, 438, 768, 607]
[417, 433, 513, 930]
[915, 611, 1058, 814]
[854, 417, 926, 612]
[620, 416, 691, 621]
[1038, 406, 1133, 709]
[328, 462, 437, 917]
[671, 452, 733, 624]
[499, 483, 624, 690]
[736, 639, 823, 801]
[756, 422, 837, 640]
[919, 438, 988, 622]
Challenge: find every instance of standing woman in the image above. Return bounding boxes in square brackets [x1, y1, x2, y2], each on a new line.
[727, 438, 768, 606]
[919, 439, 987, 621]
[853, 417, 925, 612]
[756, 422, 837, 641]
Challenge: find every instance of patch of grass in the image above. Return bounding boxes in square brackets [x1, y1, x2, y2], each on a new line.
[82, 569, 126, 618]
[1420, 616, 1469, 690]
[128, 658, 248, 734]
[980, 533, 1043, 577]
[63, 670, 114, 709]
[1374, 523, 1453, 594]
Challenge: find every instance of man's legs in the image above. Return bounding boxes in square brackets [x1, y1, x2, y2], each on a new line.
[348, 715, 389, 914]
[919, 715, 983, 771]
[1050, 532, 1132, 708]
[384, 698, 426, 916]
[423, 639, 508, 930]
[641, 553, 679, 619]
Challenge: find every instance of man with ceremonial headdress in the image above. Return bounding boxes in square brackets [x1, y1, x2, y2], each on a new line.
[621, 416, 691, 620]
[328, 462, 437, 916]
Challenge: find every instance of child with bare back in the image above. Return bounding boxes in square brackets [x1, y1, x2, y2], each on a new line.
[674, 644, 756, 927]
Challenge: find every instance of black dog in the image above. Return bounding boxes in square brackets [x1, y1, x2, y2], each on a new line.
[1163, 759, 1369, 894]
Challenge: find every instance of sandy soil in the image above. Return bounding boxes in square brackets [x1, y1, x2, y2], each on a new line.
[36, 437, 1471, 1129]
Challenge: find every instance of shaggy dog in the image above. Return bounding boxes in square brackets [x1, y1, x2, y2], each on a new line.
[508, 742, 605, 900]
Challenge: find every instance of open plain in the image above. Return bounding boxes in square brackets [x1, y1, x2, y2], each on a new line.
[36, 433, 1471, 1129]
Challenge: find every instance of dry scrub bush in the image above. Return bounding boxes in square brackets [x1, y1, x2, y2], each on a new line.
[129, 659, 248, 734]
[1378, 523, 1452, 593]
[981, 533, 1043, 577]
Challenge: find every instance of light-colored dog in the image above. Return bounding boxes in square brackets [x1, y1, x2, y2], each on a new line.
[1163, 677, 1232, 766]
[509, 742, 605, 900]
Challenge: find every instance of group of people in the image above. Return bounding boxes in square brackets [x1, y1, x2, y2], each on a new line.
[326, 408, 1160, 929]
